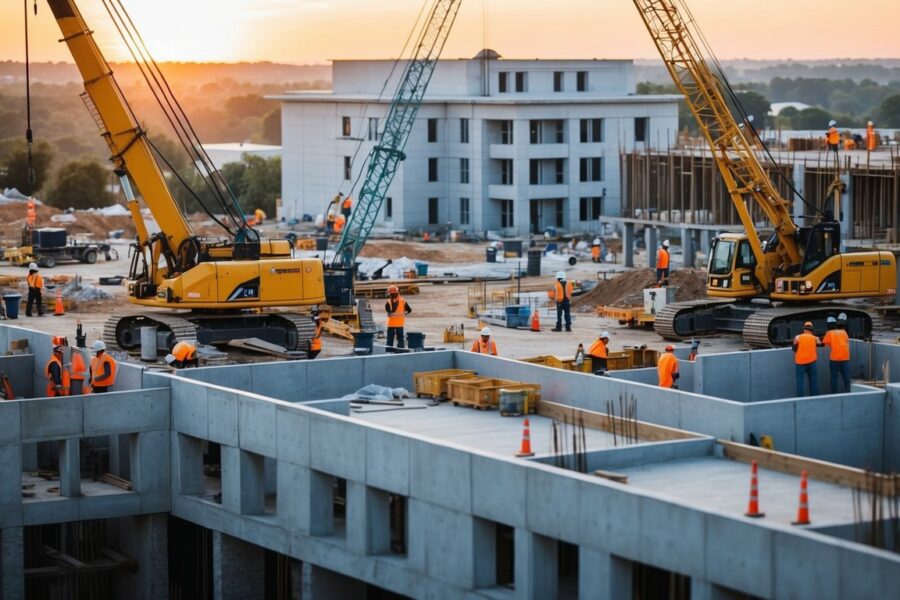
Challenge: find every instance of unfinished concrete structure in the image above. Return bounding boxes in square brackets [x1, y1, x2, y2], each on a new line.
[1, 322, 899, 599]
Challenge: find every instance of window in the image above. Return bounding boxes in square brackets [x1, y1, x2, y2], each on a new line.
[515, 71, 526, 92]
[368, 117, 379, 141]
[576, 71, 587, 92]
[529, 121, 539, 145]
[555, 199, 564, 228]
[460, 158, 469, 184]
[555, 159, 565, 184]
[579, 197, 603, 221]
[635, 117, 648, 142]
[428, 197, 439, 225]
[580, 118, 603, 143]
[500, 159, 513, 185]
[500, 200, 514, 228]
[460, 197, 470, 225]
[579, 157, 602, 182]
[428, 158, 439, 182]
[500, 120, 514, 144]
[385, 197, 393, 219]
[529, 160, 540, 185]
[343, 156, 352, 180]
[553, 71, 564, 92]
[498, 72, 509, 93]
[460, 118, 469, 143]
[342, 116, 351, 137]
[553, 120, 564, 143]
[427, 118, 438, 143]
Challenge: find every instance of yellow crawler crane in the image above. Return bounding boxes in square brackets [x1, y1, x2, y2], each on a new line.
[47, 0, 324, 352]
[633, 0, 896, 346]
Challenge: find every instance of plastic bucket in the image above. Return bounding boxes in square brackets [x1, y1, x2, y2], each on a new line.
[3, 294, 21, 319]
[406, 331, 426, 350]
[499, 389, 527, 416]
[415, 262, 429, 276]
[352, 331, 374, 355]
[518, 306, 532, 324]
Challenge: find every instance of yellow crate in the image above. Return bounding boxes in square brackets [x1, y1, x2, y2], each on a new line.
[446, 377, 540, 410]
[413, 369, 477, 398]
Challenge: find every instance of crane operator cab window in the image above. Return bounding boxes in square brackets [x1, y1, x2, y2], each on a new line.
[709, 238, 735, 276]
[800, 222, 840, 275]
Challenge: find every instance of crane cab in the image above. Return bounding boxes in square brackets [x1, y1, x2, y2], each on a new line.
[706, 233, 760, 298]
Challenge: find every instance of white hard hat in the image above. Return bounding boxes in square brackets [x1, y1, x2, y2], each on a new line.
[556, 271, 566, 280]
[600, 331, 610, 338]
[826, 316, 836, 324]
[828, 120, 837, 127]
[837, 312, 848, 321]
[92, 340, 106, 352]
[29, 262, 38, 271]
[165, 354, 176, 364]
[868, 121, 874, 126]
[662, 239, 670, 247]
[593, 238, 601, 245]
[480, 327, 491, 336]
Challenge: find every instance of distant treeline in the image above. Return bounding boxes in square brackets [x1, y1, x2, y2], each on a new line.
[635, 59, 900, 86]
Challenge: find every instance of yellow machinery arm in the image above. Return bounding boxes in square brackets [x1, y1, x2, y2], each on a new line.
[633, 0, 802, 289]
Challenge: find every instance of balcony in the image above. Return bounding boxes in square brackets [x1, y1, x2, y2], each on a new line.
[527, 144, 569, 160]
[489, 144, 516, 159]
[528, 184, 569, 199]
[488, 184, 516, 200]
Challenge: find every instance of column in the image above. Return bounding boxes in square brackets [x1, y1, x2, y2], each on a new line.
[895, 256, 900, 306]
[302, 563, 366, 599]
[59, 439, 81, 497]
[690, 579, 733, 600]
[700, 230, 716, 256]
[1, 527, 24, 600]
[212, 531, 265, 600]
[645, 227, 658, 268]
[515, 530, 556, 600]
[792, 163, 806, 224]
[840, 171, 853, 249]
[623, 223, 635, 268]
[681, 228, 695, 269]
[579, 548, 632, 600]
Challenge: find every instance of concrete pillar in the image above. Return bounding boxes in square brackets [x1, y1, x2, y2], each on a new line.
[277, 462, 309, 532]
[113, 515, 169, 600]
[59, 439, 81, 498]
[690, 579, 733, 600]
[221, 445, 240, 512]
[346, 480, 368, 554]
[700, 230, 715, 256]
[623, 223, 635, 268]
[291, 560, 304, 600]
[792, 163, 806, 224]
[515, 530, 556, 600]
[579, 548, 632, 600]
[239, 450, 265, 516]
[681, 228, 695, 269]
[645, 228, 658, 268]
[1, 527, 24, 600]
[176, 434, 204, 496]
[840, 171, 853, 248]
[308, 470, 334, 536]
[212, 531, 265, 600]
[362, 486, 391, 556]
[109, 434, 130, 479]
[302, 563, 366, 599]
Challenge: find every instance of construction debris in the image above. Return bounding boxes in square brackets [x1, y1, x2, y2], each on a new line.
[572, 268, 708, 311]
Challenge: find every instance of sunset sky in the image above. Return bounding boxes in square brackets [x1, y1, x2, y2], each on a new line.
[2, 0, 898, 64]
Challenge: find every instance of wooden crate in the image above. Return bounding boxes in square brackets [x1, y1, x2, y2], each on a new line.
[520, 355, 564, 369]
[413, 369, 477, 398]
[446, 377, 540, 410]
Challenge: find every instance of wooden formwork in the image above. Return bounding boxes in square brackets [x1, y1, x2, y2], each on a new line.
[413, 369, 477, 398]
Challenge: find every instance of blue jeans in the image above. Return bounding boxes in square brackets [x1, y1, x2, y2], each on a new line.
[795, 362, 818, 397]
[387, 326, 405, 348]
[555, 300, 571, 330]
[830, 360, 850, 394]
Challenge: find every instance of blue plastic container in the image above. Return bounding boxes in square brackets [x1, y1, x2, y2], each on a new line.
[352, 331, 375, 355]
[505, 306, 524, 328]
[406, 331, 426, 350]
[415, 262, 429, 276]
[3, 294, 21, 319]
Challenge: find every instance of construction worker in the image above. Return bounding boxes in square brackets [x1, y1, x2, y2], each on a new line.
[866, 121, 877, 151]
[326, 212, 336, 233]
[89, 340, 117, 393]
[793, 321, 822, 397]
[385, 285, 412, 349]
[591, 238, 602, 263]
[44, 343, 70, 397]
[822, 313, 851, 393]
[334, 213, 346, 235]
[470, 327, 499, 355]
[254, 208, 267, 225]
[657, 345, 679, 388]
[26, 263, 44, 317]
[549, 271, 574, 332]
[26, 197, 37, 228]
[69, 345, 88, 395]
[587, 331, 610, 373]
[826, 120, 840, 168]
[309, 311, 324, 359]
[656, 239, 670, 285]
[165, 340, 199, 369]
[341, 195, 353, 219]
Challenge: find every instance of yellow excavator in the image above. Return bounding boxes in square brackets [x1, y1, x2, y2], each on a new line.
[47, 0, 324, 352]
[634, 0, 896, 346]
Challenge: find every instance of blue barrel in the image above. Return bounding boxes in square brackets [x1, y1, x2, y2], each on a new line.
[406, 331, 426, 350]
[519, 306, 532, 324]
[415, 262, 429, 276]
[505, 305, 523, 327]
[352, 332, 374, 355]
[3, 294, 21, 319]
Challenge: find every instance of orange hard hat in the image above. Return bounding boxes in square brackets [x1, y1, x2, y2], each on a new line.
[172, 340, 197, 362]
[665, 345, 675, 352]
[51, 336, 67, 347]
[387, 285, 399, 294]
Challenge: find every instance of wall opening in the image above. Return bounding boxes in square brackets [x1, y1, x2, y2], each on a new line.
[632, 561, 690, 600]
[168, 516, 213, 599]
[389, 493, 407, 555]
[333, 476, 347, 538]
[202, 440, 222, 503]
[264, 548, 294, 600]
[495, 523, 515, 589]
[557, 540, 579, 599]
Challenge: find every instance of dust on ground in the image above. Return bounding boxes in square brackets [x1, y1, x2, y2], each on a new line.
[571, 268, 708, 311]
[359, 240, 486, 263]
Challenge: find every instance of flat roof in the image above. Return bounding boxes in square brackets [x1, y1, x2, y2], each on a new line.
[269, 92, 682, 105]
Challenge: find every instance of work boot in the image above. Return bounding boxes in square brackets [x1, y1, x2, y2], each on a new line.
[565, 327, 572, 332]
[551, 327, 562, 332]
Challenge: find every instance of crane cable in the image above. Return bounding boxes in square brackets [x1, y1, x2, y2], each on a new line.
[23, 0, 37, 196]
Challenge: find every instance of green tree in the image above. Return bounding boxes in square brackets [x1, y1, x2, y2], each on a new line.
[45, 159, 115, 209]
[727, 90, 771, 129]
[239, 154, 280, 216]
[0, 138, 54, 194]
[875, 94, 900, 127]
[791, 107, 834, 130]
[261, 108, 281, 145]
[224, 94, 273, 120]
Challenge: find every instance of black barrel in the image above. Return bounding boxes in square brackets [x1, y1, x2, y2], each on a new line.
[527, 248, 542, 276]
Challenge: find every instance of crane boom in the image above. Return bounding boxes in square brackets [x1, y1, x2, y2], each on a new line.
[332, 0, 462, 266]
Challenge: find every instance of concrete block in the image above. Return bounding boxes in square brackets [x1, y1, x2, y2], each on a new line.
[207, 387, 240, 446]
[704, 514, 773, 597]
[471, 455, 527, 529]
[176, 433, 204, 496]
[213, 531, 265, 600]
[0, 402, 21, 446]
[238, 394, 278, 457]
[172, 380, 209, 439]
[307, 357, 364, 400]
[78, 492, 142, 521]
[773, 530, 840, 599]
[525, 466, 580, 542]
[410, 440, 471, 514]
[422, 502, 475, 588]
[365, 428, 410, 495]
[277, 461, 309, 531]
[839, 544, 900, 600]
[638, 495, 705, 576]
[346, 479, 367, 554]
[250, 361, 307, 402]
[0, 445, 22, 528]
[578, 481, 641, 559]
[83, 389, 169, 436]
[276, 406, 310, 466]
[239, 450, 266, 515]
[20, 396, 84, 442]
[405, 498, 428, 573]
[309, 413, 366, 482]
[579, 548, 632, 600]
[308, 468, 334, 536]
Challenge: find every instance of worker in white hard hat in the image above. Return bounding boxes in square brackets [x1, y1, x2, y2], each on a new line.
[656, 239, 671, 286]
[548, 271, 574, 332]
[26, 262, 45, 317]
[826, 120, 840, 168]
[822, 313, 851, 393]
[591, 238, 602, 263]
[89, 340, 117, 394]
[470, 327, 499, 356]
[587, 331, 611, 373]
[866, 120, 877, 151]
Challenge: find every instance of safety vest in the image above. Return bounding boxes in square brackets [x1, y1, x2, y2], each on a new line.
[591, 246, 600, 259]
[548, 280, 574, 302]
[826, 127, 839, 145]
[334, 215, 346, 233]
[470, 338, 498, 356]
[867, 126, 876, 151]
[342, 197, 352, 210]
[656, 248, 670, 269]
[310, 320, 323, 352]
[45, 355, 70, 397]
[90, 353, 117, 388]
[588, 339, 608, 359]
[657, 352, 678, 388]
[27, 199, 37, 226]
[70, 350, 87, 381]
[27, 273, 43, 289]
[793, 332, 819, 365]
[387, 297, 407, 328]
[822, 329, 850, 362]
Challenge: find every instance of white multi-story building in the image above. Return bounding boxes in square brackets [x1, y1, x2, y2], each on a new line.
[273, 53, 679, 236]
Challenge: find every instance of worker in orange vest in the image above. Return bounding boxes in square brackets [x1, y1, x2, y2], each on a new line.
[866, 121, 877, 151]
[470, 327, 499, 356]
[822, 313, 851, 393]
[309, 311, 324, 359]
[548, 271, 574, 332]
[45, 343, 70, 397]
[334, 213, 346, 234]
[26, 197, 37, 228]
[341, 196, 353, 219]
[587, 331, 610, 373]
[253, 208, 267, 225]
[385, 285, 412, 348]
[825, 120, 840, 167]
[656, 239, 670, 285]
[89, 340, 117, 393]
[657, 344, 679, 388]
[793, 321, 822, 397]
[165, 340, 199, 369]
[591, 238, 602, 263]
[26, 262, 44, 317]
[69, 346, 89, 395]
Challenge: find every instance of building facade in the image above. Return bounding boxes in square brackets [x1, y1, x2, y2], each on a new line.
[275, 56, 679, 236]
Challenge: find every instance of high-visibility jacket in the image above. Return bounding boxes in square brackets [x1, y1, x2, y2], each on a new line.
[342, 197, 352, 210]
[793, 332, 819, 365]
[334, 214, 346, 234]
[254, 208, 266, 222]
[656, 248, 670, 269]
[587, 339, 608, 359]
[27, 198, 37, 226]
[45, 354, 70, 396]
[70, 350, 87, 381]
[90, 353, 117, 388]
[310, 320, 323, 352]
[470, 338, 499, 356]
[867, 126, 877, 151]
[657, 352, 678, 388]
[27, 272, 43, 289]
[548, 280, 574, 302]
[826, 127, 840, 145]
[591, 246, 600, 259]
[822, 329, 850, 362]
[386, 297, 409, 328]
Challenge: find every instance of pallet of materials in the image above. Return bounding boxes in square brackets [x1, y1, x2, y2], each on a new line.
[354, 281, 420, 299]
[597, 305, 655, 328]
[446, 377, 540, 410]
[413, 369, 477, 398]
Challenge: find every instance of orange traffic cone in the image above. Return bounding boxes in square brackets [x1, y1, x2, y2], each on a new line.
[744, 460, 765, 518]
[53, 289, 65, 316]
[516, 418, 535, 457]
[531, 310, 541, 332]
[792, 470, 811, 525]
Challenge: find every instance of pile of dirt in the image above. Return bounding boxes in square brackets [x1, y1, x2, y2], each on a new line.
[360, 240, 485, 263]
[572, 268, 708, 311]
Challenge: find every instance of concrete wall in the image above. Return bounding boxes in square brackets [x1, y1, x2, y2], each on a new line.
[0, 354, 34, 398]
[885, 383, 900, 472]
